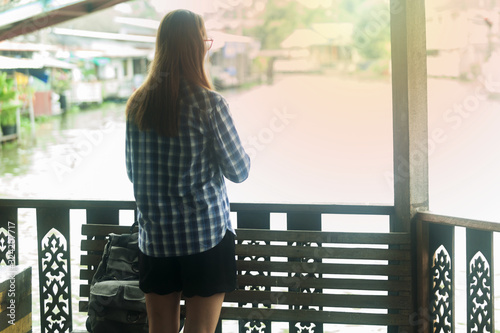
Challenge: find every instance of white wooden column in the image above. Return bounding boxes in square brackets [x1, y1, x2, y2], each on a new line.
[390, 0, 429, 233]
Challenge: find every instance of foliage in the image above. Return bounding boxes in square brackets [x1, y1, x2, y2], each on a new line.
[0, 107, 17, 126]
[246, 0, 332, 50]
[0, 72, 22, 127]
[246, 0, 390, 61]
[20, 115, 33, 130]
[0, 72, 16, 103]
[51, 69, 72, 94]
[34, 114, 52, 123]
[67, 105, 81, 114]
[78, 62, 97, 81]
[351, 2, 391, 61]
[17, 82, 36, 108]
[247, 0, 299, 50]
[335, 0, 367, 21]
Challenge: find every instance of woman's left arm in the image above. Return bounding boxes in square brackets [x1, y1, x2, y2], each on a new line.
[125, 121, 134, 183]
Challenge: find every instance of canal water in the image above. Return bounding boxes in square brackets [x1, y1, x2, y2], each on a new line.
[1, 73, 500, 331]
[3, 74, 500, 217]
[0, 103, 131, 200]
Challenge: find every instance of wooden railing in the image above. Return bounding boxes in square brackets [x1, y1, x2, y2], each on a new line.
[0, 199, 398, 332]
[414, 211, 500, 333]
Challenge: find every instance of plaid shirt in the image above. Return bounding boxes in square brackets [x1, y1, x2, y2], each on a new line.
[126, 79, 250, 257]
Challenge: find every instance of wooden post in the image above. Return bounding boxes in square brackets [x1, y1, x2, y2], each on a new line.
[390, 1, 429, 332]
[390, 0, 429, 232]
[15, 107, 20, 142]
[28, 94, 36, 139]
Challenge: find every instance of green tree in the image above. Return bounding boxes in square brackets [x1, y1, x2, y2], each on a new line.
[335, 0, 366, 21]
[352, 2, 391, 60]
[248, 0, 300, 49]
[247, 0, 335, 50]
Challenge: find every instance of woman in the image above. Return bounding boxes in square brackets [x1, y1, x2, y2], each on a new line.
[125, 9, 250, 333]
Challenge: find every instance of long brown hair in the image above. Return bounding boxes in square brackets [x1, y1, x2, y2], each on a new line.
[126, 9, 212, 137]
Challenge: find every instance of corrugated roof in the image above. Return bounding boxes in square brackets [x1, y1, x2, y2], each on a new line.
[0, 55, 75, 69]
[0, 56, 41, 69]
[0, 41, 59, 51]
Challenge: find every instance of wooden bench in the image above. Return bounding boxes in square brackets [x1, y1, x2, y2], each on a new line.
[0, 265, 32, 333]
[80, 224, 412, 330]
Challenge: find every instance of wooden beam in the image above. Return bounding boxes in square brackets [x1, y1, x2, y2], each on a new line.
[53, 10, 90, 17]
[0, 0, 129, 41]
[390, 0, 429, 233]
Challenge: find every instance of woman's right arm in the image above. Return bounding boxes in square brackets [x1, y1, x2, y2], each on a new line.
[208, 98, 250, 183]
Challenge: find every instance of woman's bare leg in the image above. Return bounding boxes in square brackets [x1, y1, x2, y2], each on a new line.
[145, 292, 182, 333]
[183, 293, 225, 333]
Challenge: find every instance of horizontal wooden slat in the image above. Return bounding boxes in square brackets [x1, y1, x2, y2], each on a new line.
[229, 203, 395, 215]
[236, 230, 405, 244]
[235, 229, 410, 245]
[237, 275, 411, 292]
[78, 272, 411, 299]
[82, 226, 410, 245]
[219, 307, 408, 326]
[237, 260, 411, 277]
[224, 290, 410, 310]
[235, 244, 410, 261]
[80, 285, 90, 299]
[81, 300, 409, 325]
[80, 269, 95, 281]
[82, 224, 137, 237]
[78, 275, 410, 297]
[81, 239, 107, 251]
[80, 254, 102, 267]
[0, 198, 136, 210]
[79, 300, 88, 312]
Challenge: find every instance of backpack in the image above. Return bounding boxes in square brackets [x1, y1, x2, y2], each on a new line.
[86, 232, 148, 333]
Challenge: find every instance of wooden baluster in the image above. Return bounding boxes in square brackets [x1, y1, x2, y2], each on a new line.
[428, 223, 454, 333]
[416, 218, 430, 333]
[466, 229, 494, 333]
[287, 212, 323, 333]
[36, 207, 72, 333]
[235, 210, 270, 333]
[0, 207, 18, 265]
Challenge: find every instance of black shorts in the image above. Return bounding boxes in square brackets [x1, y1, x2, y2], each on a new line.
[138, 231, 237, 298]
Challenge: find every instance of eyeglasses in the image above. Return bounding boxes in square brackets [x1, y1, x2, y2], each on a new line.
[204, 38, 213, 50]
